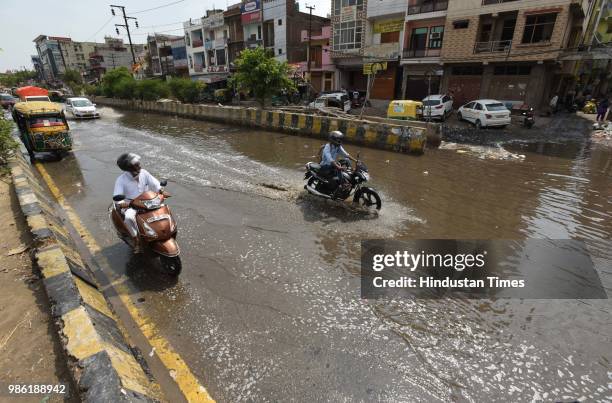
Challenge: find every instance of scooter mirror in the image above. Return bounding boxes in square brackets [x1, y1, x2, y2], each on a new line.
[160, 180, 168, 187]
[113, 195, 125, 202]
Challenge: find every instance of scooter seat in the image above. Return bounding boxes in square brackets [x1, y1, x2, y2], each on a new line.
[308, 162, 321, 171]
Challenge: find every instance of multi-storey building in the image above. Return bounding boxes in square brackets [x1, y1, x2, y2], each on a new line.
[297, 26, 337, 93]
[170, 38, 189, 77]
[439, 0, 590, 108]
[184, 10, 230, 84]
[400, 0, 448, 100]
[224, 3, 245, 66]
[33, 35, 70, 81]
[89, 37, 146, 80]
[148, 34, 182, 77]
[330, 0, 368, 92]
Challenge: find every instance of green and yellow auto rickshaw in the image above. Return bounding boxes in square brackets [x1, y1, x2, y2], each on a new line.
[12, 101, 72, 160]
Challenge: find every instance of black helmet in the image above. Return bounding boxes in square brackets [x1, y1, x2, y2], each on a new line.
[116, 153, 141, 171]
[329, 130, 344, 145]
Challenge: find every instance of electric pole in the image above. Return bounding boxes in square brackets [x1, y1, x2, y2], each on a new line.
[305, 5, 315, 100]
[111, 5, 138, 64]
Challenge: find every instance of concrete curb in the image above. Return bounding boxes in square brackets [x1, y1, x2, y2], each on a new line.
[9, 153, 162, 402]
[95, 97, 436, 154]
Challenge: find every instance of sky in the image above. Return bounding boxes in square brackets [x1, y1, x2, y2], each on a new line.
[0, 0, 331, 72]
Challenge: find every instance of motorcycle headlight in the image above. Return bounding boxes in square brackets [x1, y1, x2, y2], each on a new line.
[142, 196, 162, 210]
[361, 172, 370, 181]
[142, 221, 157, 237]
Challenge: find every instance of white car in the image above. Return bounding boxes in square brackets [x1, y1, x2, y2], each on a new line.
[65, 97, 100, 119]
[457, 99, 510, 129]
[309, 93, 351, 112]
[422, 94, 453, 121]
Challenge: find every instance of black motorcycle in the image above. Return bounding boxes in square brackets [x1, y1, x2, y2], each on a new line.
[304, 156, 382, 210]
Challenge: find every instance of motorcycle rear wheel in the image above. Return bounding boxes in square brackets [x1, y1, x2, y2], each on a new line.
[353, 188, 382, 210]
[160, 255, 182, 276]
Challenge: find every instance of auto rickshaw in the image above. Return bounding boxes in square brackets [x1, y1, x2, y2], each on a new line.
[387, 100, 423, 121]
[12, 101, 72, 160]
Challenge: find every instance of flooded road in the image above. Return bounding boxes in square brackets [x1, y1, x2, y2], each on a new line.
[41, 107, 611, 402]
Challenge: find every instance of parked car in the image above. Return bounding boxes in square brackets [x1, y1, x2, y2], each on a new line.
[421, 94, 453, 121]
[309, 93, 351, 112]
[457, 99, 511, 129]
[0, 93, 17, 109]
[65, 97, 100, 119]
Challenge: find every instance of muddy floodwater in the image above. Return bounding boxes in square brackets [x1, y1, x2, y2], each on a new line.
[40, 107, 611, 402]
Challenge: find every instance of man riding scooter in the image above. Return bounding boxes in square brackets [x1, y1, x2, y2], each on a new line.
[113, 153, 165, 253]
[319, 131, 358, 193]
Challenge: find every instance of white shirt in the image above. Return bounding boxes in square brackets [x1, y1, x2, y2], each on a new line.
[113, 169, 161, 200]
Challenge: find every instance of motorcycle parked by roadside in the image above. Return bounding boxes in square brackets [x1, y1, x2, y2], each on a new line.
[304, 154, 382, 210]
[109, 180, 182, 275]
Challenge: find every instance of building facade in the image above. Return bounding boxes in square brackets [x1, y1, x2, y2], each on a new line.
[297, 26, 336, 93]
[440, 0, 589, 108]
[400, 0, 448, 100]
[184, 10, 230, 84]
[89, 37, 145, 80]
[225, 3, 245, 67]
[147, 34, 182, 77]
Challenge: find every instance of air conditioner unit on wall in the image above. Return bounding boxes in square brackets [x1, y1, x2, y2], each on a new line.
[430, 32, 441, 40]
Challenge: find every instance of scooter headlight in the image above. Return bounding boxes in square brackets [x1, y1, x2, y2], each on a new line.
[142, 221, 157, 237]
[361, 172, 370, 181]
[142, 196, 162, 210]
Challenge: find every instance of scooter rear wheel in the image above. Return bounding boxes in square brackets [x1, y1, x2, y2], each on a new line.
[160, 255, 182, 276]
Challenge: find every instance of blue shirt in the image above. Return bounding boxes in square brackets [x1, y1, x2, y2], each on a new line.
[320, 143, 350, 166]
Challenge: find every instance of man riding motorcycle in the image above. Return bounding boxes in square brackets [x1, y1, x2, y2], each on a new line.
[113, 153, 164, 253]
[320, 131, 357, 192]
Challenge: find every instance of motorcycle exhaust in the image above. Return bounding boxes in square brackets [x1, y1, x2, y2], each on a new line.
[306, 185, 332, 199]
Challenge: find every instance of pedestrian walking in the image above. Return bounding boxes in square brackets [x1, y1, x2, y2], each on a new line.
[549, 93, 559, 115]
[596, 97, 609, 122]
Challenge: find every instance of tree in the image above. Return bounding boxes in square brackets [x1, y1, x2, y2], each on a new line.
[63, 68, 83, 95]
[101, 67, 134, 97]
[229, 47, 296, 108]
[0, 70, 38, 88]
[168, 77, 205, 103]
[135, 79, 169, 101]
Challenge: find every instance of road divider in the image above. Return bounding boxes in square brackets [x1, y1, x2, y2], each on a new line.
[94, 97, 438, 154]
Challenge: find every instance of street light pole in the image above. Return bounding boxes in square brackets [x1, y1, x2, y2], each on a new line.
[111, 5, 137, 64]
[306, 5, 315, 100]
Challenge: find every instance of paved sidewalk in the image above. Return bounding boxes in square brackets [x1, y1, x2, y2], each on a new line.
[0, 174, 77, 403]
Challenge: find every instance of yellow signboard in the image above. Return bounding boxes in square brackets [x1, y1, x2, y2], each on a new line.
[363, 62, 387, 75]
[373, 19, 404, 34]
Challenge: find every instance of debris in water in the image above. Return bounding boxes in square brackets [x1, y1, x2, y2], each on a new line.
[259, 183, 288, 191]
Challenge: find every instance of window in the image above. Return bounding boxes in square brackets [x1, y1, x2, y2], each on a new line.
[465, 102, 475, 109]
[333, 0, 364, 15]
[257, 25, 262, 39]
[474, 103, 483, 111]
[429, 26, 444, 49]
[278, 19, 282, 26]
[380, 31, 399, 44]
[278, 48, 282, 55]
[453, 19, 469, 29]
[332, 20, 363, 50]
[216, 49, 226, 65]
[521, 13, 557, 44]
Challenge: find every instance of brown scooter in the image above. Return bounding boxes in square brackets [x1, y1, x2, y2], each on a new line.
[109, 180, 181, 275]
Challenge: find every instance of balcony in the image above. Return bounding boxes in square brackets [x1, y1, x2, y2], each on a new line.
[245, 38, 263, 48]
[194, 63, 203, 72]
[204, 40, 213, 50]
[474, 40, 512, 53]
[192, 39, 204, 48]
[213, 38, 227, 48]
[363, 43, 401, 60]
[407, 0, 448, 15]
[402, 48, 441, 58]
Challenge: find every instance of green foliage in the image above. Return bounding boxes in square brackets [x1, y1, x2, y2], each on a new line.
[115, 77, 137, 99]
[229, 47, 296, 108]
[63, 69, 83, 95]
[0, 119, 18, 165]
[83, 83, 99, 96]
[101, 67, 134, 97]
[0, 70, 38, 88]
[135, 80, 170, 101]
[168, 78, 205, 103]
